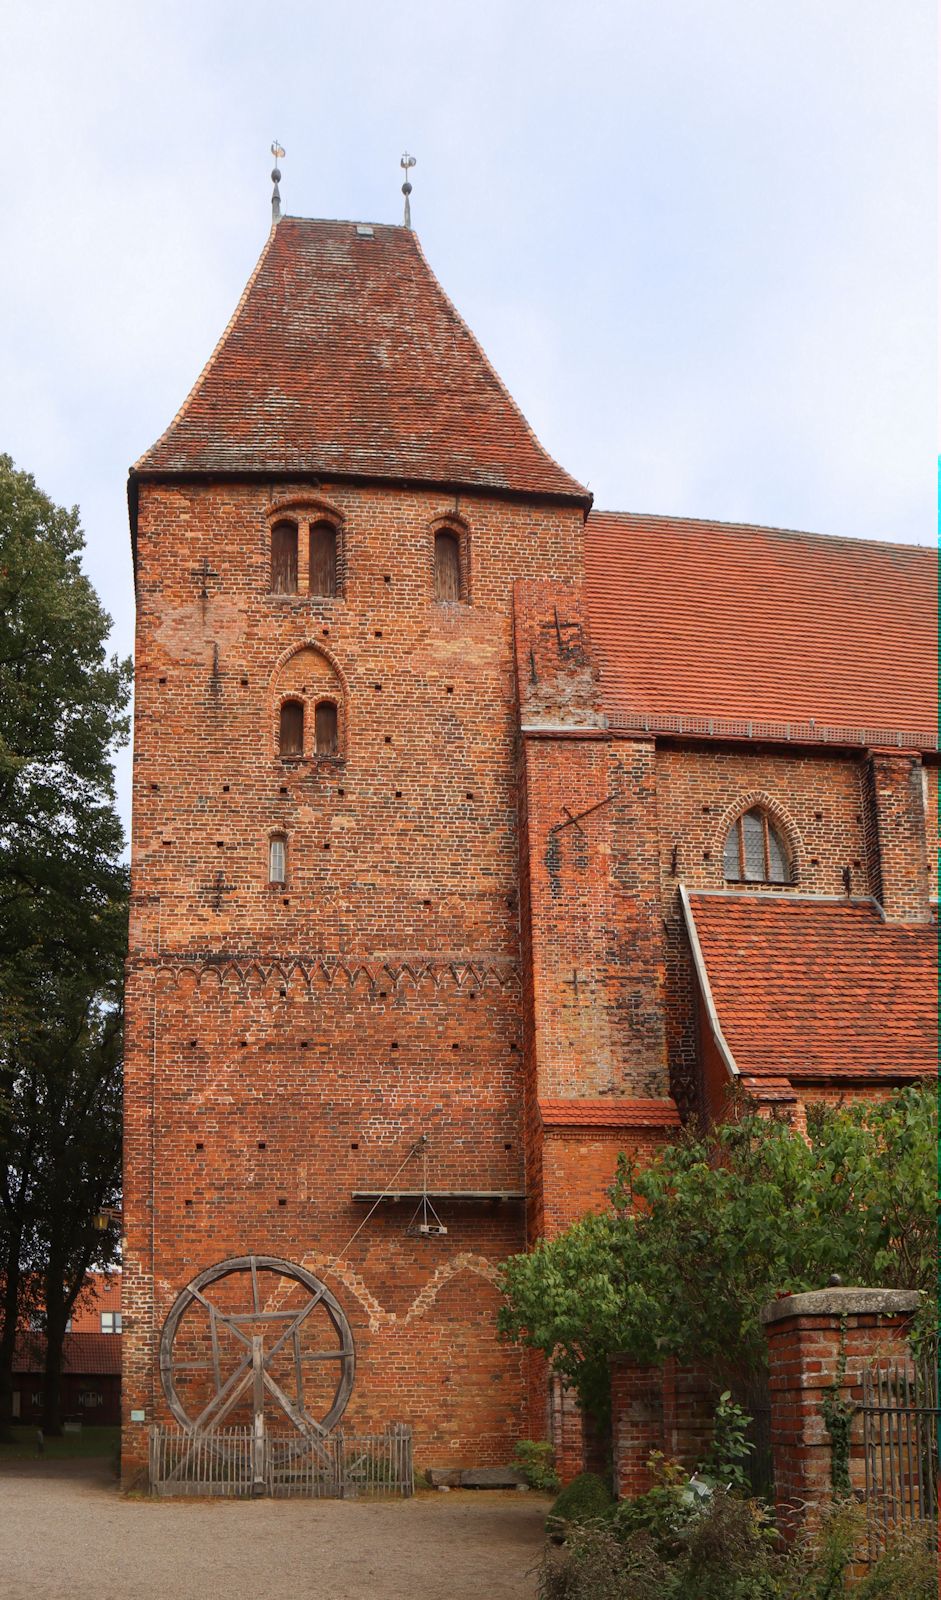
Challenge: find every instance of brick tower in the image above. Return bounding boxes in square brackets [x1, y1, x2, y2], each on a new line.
[122, 213, 629, 1479]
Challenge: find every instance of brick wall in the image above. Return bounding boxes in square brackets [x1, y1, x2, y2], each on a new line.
[760, 1286, 920, 1534]
[610, 1358, 664, 1498]
[865, 750, 931, 922]
[655, 741, 873, 1115]
[513, 583, 673, 1229]
[924, 761, 938, 901]
[123, 478, 584, 1478]
[125, 470, 936, 1487]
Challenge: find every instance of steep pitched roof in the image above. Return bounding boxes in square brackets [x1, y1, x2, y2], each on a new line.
[683, 891, 937, 1082]
[133, 217, 588, 503]
[13, 1333, 122, 1376]
[585, 512, 937, 747]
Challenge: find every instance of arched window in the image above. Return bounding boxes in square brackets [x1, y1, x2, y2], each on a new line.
[434, 530, 461, 602]
[268, 835, 287, 885]
[271, 522, 298, 594]
[279, 700, 304, 757]
[723, 808, 790, 884]
[314, 700, 338, 756]
[309, 522, 338, 597]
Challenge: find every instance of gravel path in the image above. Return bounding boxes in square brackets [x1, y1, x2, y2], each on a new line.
[0, 1460, 547, 1600]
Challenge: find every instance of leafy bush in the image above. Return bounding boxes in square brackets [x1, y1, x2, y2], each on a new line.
[513, 1439, 560, 1493]
[701, 1392, 754, 1492]
[853, 1525, 937, 1599]
[542, 1488, 782, 1600]
[500, 1087, 936, 1424]
[546, 1471, 614, 1537]
[539, 1486, 938, 1600]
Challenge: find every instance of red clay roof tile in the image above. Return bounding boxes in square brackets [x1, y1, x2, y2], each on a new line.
[135, 217, 589, 503]
[585, 512, 937, 745]
[539, 1098, 680, 1128]
[13, 1333, 122, 1376]
[686, 892, 937, 1081]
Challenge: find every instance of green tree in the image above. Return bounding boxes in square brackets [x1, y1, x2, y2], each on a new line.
[499, 1088, 936, 1425]
[0, 455, 130, 1435]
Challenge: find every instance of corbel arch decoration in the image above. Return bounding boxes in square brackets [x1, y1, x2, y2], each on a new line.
[429, 514, 471, 604]
[265, 497, 346, 599]
[713, 791, 802, 887]
[270, 642, 348, 764]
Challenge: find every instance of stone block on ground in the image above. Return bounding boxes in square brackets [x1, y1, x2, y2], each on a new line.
[459, 1466, 528, 1489]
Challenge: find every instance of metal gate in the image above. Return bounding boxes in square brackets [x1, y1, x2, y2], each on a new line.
[731, 1369, 773, 1500]
[149, 1422, 414, 1499]
[861, 1348, 938, 1548]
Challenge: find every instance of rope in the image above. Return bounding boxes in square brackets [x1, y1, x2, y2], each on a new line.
[318, 1133, 427, 1287]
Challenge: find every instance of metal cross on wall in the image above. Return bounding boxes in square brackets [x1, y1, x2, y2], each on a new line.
[209, 869, 234, 912]
[191, 555, 221, 611]
[539, 608, 586, 663]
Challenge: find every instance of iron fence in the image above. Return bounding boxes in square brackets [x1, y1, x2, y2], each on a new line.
[861, 1350, 938, 1552]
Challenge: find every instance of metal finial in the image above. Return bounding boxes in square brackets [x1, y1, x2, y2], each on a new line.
[270, 141, 285, 224]
[400, 151, 416, 229]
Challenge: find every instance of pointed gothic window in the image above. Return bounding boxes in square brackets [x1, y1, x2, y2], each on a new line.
[268, 835, 287, 885]
[434, 530, 461, 602]
[271, 522, 298, 594]
[723, 808, 790, 884]
[309, 522, 338, 597]
[314, 700, 338, 756]
[279, 700, 304, 757]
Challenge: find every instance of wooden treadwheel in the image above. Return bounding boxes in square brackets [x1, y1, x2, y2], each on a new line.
[158, 1254, 355, 1438]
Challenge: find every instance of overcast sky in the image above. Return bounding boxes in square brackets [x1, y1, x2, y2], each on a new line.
[0, 1, 935, 831]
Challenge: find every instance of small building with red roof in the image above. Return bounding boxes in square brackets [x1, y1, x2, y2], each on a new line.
[11, 1333, 122, 1427]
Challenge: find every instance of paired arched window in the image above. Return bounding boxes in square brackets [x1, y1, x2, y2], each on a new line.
[309, 522, 338, 597]
[723, 808, 790, 884]
[270, 516, 340, 596]
[279, 700, 304, 757]
[277, 698, 339, 759]
[271, 522, 298, 594]
[434, 530, 462, 601]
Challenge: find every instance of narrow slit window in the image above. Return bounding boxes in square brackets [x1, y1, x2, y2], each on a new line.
[309, 522, 338, 597]
[723, 808, 790, 885]
[269, 836, 287, 884]
[271, 522, 298, 594]
[434, 530, 461, 602]
[315, 700, 338, 756]
[279, 700, 304, 757]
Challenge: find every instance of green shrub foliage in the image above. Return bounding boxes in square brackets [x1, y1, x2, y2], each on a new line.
[538, 1489, 937, 1600]
[499, 1089, 935, 1421]
[513, 1439, 561, 1493]
[546, 1472, 614, 1537]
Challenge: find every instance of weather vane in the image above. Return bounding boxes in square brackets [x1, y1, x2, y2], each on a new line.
[400, 152, 416, 229]
[271, 141, 285, 224]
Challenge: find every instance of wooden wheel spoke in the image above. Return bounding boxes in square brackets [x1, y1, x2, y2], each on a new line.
[262, 1367, 328, 1440]
[263, 1287, 327, 1367]
[189, 1285, 251, 1348]
[190, 1354, 253, 1431]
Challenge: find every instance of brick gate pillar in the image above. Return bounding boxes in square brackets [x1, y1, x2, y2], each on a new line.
[609, 1357, 664, 1498]
[760, 1286, 920, 1534]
